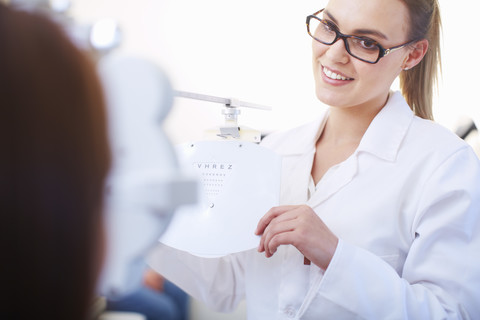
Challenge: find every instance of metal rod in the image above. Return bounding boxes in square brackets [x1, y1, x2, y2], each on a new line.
[174, 90, 272, 111]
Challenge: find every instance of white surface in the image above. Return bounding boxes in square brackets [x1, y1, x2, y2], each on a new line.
[160, 140, 281, 257]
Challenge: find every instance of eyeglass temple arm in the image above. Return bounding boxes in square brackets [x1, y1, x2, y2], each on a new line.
[383, 39, 419, 57]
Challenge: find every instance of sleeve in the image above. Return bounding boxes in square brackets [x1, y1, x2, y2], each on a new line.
[312, 147, 480, 319]
[146, 244, 247, 312]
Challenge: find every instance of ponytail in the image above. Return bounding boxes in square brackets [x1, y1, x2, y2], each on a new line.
[399, 0, 442, 120]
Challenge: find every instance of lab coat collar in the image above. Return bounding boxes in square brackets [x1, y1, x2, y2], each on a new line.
[275, 91, 414, 162]
[356, 91, 414, 162]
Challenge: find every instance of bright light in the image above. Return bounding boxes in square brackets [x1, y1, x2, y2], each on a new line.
[90, 18, 121, 51]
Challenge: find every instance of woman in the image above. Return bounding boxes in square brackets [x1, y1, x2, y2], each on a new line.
[149, 0, 480, 318]
[0, 4, 110, 320]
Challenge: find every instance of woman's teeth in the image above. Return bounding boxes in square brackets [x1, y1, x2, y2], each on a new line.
[323, 67, 351, 81]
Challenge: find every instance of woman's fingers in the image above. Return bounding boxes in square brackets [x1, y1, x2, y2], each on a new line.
[255, 205, 302, 236]
[256, 205, 303, 254]
[262, 218, 298, 257]
[256, 205, 339, 270]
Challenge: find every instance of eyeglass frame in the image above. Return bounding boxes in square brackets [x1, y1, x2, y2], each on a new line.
[306, 9, 419, 64]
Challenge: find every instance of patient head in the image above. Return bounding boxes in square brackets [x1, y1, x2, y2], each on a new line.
[0, 4, 110, 319]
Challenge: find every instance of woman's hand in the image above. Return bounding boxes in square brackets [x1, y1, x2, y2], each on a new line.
[255, 205, 339, 270]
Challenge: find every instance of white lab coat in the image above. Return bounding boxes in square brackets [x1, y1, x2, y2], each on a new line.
[148, 91, 480, 319]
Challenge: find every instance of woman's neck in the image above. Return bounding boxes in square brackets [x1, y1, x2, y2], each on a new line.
[321, 93, 390, 146]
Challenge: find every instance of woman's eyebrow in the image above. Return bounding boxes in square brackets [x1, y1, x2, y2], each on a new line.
[324, 9, 389, 41]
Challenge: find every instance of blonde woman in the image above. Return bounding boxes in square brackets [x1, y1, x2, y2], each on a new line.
[150, 0, 480, 318]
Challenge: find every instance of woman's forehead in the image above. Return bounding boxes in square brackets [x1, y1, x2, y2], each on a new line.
[325, 0, 410, 41]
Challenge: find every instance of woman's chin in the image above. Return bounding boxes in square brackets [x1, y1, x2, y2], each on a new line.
[315, 88, 347, 108]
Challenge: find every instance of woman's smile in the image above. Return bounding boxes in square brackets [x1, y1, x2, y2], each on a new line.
[321, 64, 354, 86]
[322, 65, 354, 81]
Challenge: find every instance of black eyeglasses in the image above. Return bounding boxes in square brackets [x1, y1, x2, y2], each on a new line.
[306, 9, 417, 64]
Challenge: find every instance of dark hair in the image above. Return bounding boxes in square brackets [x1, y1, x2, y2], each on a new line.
[399, 0, 442, 120]
[0, 4, 110, 320]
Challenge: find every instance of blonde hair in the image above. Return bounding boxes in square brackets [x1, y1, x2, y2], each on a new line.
[399, 0, 442, 120]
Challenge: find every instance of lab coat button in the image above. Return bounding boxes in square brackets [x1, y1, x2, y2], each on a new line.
[283, 306, 296, 318]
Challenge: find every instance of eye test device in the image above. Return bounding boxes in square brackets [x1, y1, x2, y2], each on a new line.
[158, 91, 282, 258]
[174, 90, 272, 143]
[14, 0, 279, 297]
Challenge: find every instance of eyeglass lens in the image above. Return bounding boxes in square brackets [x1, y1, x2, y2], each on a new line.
[308, 17, 381, 63]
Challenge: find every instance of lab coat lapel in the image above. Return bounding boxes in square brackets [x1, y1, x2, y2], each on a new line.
[272, 113, 328, 206]
[307, 154, 358, 208]
[281, 150, 316, 205]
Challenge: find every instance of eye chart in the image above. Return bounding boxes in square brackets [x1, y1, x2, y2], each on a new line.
[160, 140, 282, 257]
[193, 162, 234, 206]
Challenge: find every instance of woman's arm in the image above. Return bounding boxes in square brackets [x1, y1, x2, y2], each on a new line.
[147, 244, 247, 312]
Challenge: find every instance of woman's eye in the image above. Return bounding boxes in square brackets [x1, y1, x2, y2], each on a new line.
[358, 39, 377, 50]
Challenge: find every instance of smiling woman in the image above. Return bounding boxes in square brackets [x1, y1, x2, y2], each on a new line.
[148, 0, 480, 319]
[310, 0, 430, 116]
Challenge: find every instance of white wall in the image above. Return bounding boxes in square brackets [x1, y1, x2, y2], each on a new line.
[432, 1, 479, 130]
[70, 0, 325, 144]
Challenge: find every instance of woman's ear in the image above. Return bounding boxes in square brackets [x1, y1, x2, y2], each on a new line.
[403, 39, 429, 70]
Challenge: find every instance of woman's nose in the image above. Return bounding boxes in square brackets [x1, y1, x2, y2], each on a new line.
[325, 38, 350, 64]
